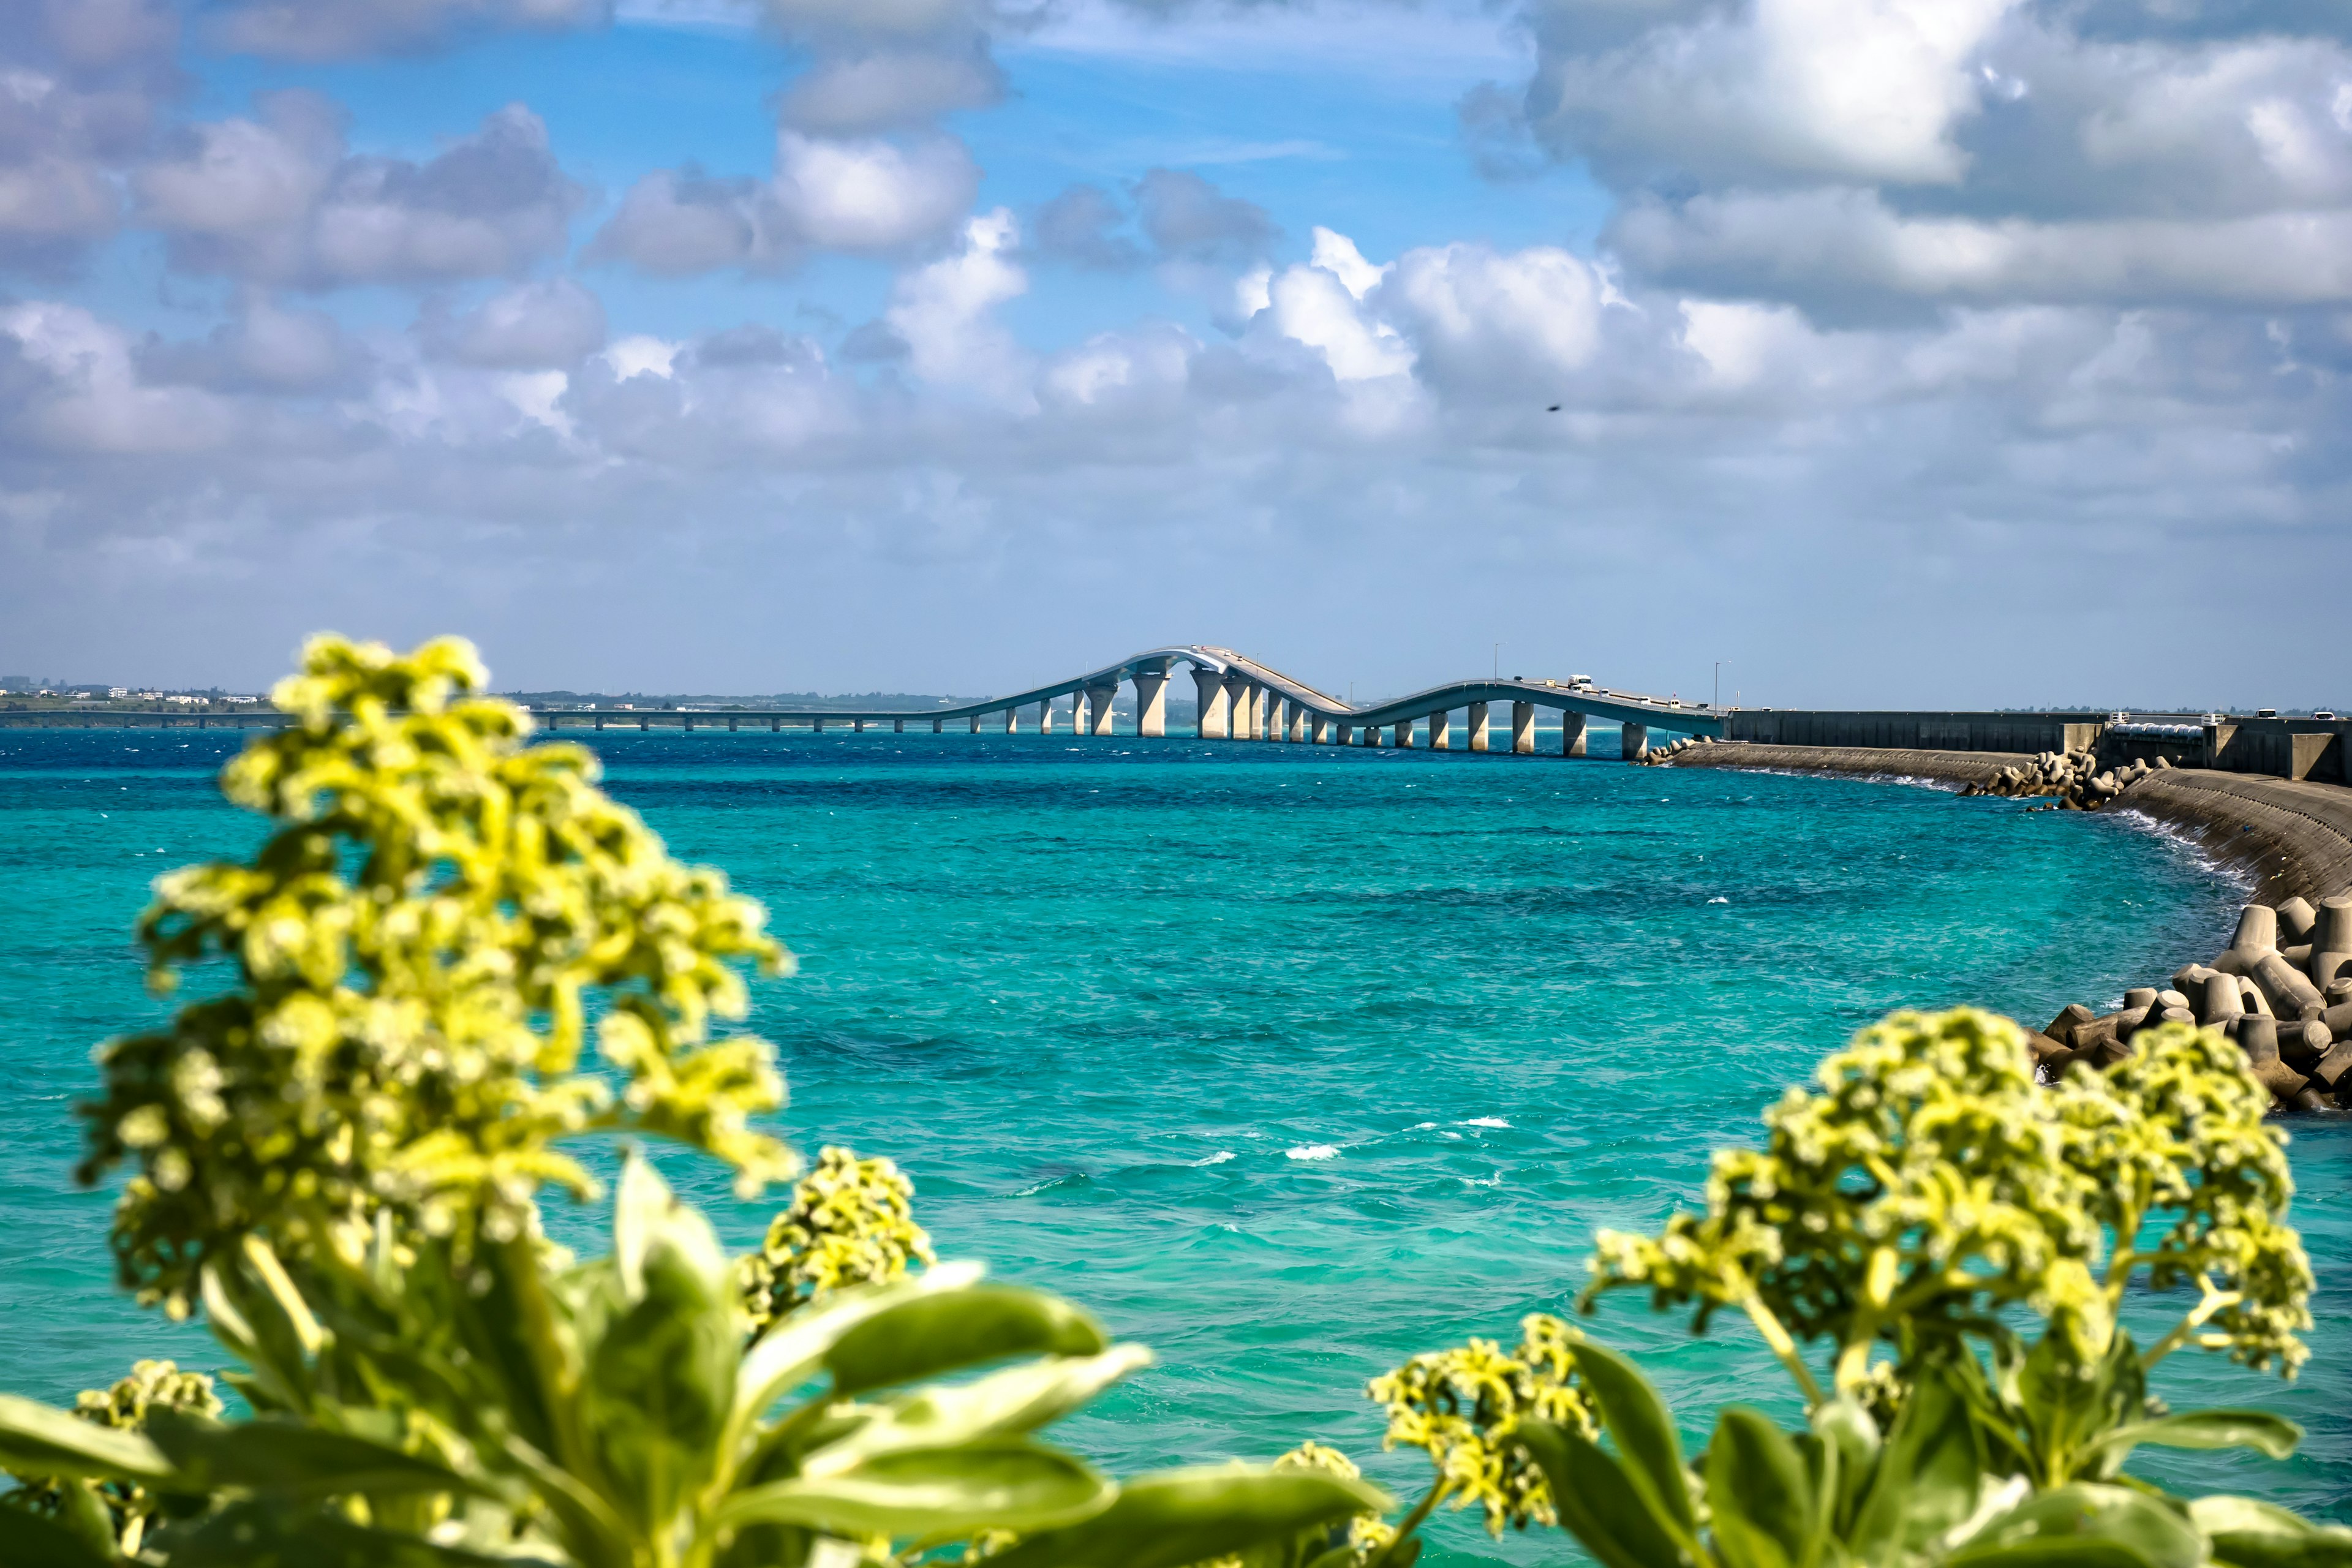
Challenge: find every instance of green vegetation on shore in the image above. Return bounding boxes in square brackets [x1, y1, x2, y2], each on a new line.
[1, 637, 2343, 1568]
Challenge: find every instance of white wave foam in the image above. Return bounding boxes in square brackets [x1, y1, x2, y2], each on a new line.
[1461, 1117, 1510, 1128]
[1707, 896, 1728, 905]
[1286, 1144, 1338, 1161]
[1462, 1174, 1503, 1188]
[1409, 1121, 1439, 1131]
[1193, 1150, 1235, 1166]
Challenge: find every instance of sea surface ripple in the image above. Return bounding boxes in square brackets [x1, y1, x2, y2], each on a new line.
[2, 729, 2346, 1561]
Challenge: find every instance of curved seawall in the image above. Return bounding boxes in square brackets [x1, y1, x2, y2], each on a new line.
[1662, 742, 2352, 908]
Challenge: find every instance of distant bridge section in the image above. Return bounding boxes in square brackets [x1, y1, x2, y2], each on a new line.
[524, 644, 1728, 756]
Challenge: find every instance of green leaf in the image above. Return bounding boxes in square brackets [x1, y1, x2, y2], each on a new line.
[0, 1502, 123, 1568]
[582, 1226, 740, 1534]
[2091, 1411, 2302, 1463]
[717, 1439, 1115, 1540]
[156, 1498, 562, 1567]
[1809, 1397, 1879, 1540]
[981, 1464, 1389, 1568]
[1855, 1360, 1984, 1559]
[804, 1345, 1153, 1476]
[0, 1393, 175, 1485]
[1707, 1407, 1812, 1568]
[1512, 1421, 1694, 1568]
[824, 1286, 1109, 1398]
[141, 1409, 488, 1501]
[1953, 1483, 2204, 1568]
[2187, 1496, 2352, 1568]
[730, 1261, 986, 1434]
[1572, 1336, 1699, 1536]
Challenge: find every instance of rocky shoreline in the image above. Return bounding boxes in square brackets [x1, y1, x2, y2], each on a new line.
[1651, 738, 2352, 1112]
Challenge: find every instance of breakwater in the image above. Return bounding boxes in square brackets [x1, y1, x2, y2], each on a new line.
[1655, 738, 2352, 1112]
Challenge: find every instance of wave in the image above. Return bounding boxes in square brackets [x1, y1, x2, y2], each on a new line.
[1461, 1117, 1510, 1129]
[1285, 1144, 1338, 1161]
[1193, 1150, 1235, 1166]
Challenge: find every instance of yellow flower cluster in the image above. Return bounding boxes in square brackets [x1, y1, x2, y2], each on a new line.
[1585, 1009, 2310, 1389]
[1367, 1314, 1593, 1535]
[5, 1359, 221, 1554]
[739, 1144, 936, 1332]
[78, 635, 798, 1317]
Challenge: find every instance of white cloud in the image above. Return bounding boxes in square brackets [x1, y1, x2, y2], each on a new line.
[1526, 0, 2024, 187]
[589, 130, 976, 274]
[427, 277, 608, 368]
[884, 207, 1030, 398]
[1616, 187, 2352, 307]
[0, 303, 239, 454]
[777, 48, 1003, 132]
[135, 98, 587, 287]
[1380, 242, 1607, 392]
[206, 0, 612, 60]
[1309, 227, 1386, 301]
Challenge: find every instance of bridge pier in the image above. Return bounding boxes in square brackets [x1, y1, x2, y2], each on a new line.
[1219, 673, 1250, 739]
[933, 719, 942, 733]
[640, 717, 650, 731]
[1193, 668, 1228, 738]
[852, 718, 863, 733]
[1006, 707, 1020, 733]
[1135, 666, 1169, 736]
[894, 720, 904, 733]
[1036, 699, 1052, 733]
[812, 717, 823, 734]
[1429, 709, 1451, 750]
[1562, 712, 1588, 757]
[1393, 720, 1414, 748]
[970, 715, 981, 733]
[1510, 703, 1534, 754]
[1311, 712, 1330, 744]
[1088, 684, 1118, 736]
[1468, 702, 1490, 752]
[1291, 705, 1310, 742]
[1269, 696, 1289, 742]
[1620, 720, 1646, 761]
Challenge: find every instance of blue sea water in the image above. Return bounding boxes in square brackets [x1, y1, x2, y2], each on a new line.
[2, 727, 2347, 1561]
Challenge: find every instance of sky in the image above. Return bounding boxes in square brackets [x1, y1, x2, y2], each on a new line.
[0, 0, 2346, 709]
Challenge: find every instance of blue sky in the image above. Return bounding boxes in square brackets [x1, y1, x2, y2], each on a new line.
[1, 0, 2348, 706]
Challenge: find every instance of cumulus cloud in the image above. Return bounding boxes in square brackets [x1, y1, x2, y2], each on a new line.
[1487, 0, 2352, 314]
[0, 302, 239, 453]
[1522, 0, 2024, 188]
[590, 130, 976, 274]
[206, 0, 612, 61]
[777, 48, 1005, 132]
[421, 276, 608, 367]
[0, 0, 178, 272]
[884, 207, 1030, 398]
[140, 293, 372, 392]
[1615, 187, 2352, 308]
[1033, 168, 1277, 270]
[135, 96, 587, 287]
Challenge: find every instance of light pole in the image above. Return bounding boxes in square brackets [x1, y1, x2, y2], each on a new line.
[1493, 643, 1500, 679]
[1714, 661, 1730, 710]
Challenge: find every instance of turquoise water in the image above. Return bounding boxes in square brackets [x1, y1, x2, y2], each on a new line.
[4, 729, 2347, 1559]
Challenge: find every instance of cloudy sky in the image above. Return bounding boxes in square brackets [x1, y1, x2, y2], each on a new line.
[0, 0, 2345, 707]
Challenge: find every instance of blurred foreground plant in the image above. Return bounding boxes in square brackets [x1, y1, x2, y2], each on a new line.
[0, 635, 1385, 1568]
[80, 633, 797, 1320]
[1325, 1010, 2340, 1568]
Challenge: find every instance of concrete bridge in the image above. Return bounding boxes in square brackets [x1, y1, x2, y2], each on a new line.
[534, 644, 1725, 757]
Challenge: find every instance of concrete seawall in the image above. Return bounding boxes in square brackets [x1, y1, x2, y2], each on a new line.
[1668, 742, 2352, 904]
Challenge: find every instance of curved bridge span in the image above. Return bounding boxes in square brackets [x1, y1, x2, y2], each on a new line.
[537, 644, 1723, 757]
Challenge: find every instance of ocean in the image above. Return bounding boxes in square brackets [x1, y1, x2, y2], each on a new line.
[2, 728, 2345, 1561]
